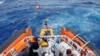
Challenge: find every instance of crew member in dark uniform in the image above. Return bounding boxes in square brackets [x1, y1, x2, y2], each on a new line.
[28, 37, 39, 56]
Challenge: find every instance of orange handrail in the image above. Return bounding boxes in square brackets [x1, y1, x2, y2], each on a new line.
[61, 27, 96, 56]
[1, 27, 33, 56]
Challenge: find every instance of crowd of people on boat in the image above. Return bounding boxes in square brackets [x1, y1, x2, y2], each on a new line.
[0, 21, 94, 56]
[11, 36, 93, 56]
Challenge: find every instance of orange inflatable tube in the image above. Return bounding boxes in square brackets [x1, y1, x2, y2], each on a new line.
[61, 27, 96, 56]
[1, 27, 33, 56]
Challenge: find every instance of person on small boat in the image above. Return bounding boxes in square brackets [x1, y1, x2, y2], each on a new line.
[44, 30, 50, 35]
[86, 50, 93, 56]
[40, 38, 48, 47]
[45, 50, 54, 56]
[48, 37, 56, 48]
[59, 37, 71, 54]
[65, 49, 74, 56]
[14, 37, 39, 56]
[43, 21, 51, 36]
[11, 48, 19, 56]
[27, 37, 39, 56]
[81, 49, 88, 56]
[80, 49, 93, 56]
[44, 37, 56, 56]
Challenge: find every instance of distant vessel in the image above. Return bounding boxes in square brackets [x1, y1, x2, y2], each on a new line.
[35, 4, 40, 10]
[0, 21, 97, 56]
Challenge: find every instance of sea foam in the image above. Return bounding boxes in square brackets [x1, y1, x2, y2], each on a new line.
[0, 1, 4, 4]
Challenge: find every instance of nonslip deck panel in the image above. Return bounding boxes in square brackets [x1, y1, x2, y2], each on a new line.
[0, 28, 26, 53]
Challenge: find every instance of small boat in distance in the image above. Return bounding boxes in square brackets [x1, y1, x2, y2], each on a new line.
[0, 21, 97, 56]
[35, 4, 40, 10]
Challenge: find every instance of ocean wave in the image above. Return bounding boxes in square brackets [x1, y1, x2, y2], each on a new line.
[0, 0, 100, 53]
[41, 7, 100, 51]
[0, 0, 4, 4]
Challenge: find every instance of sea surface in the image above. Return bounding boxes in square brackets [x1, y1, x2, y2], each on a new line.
[0, 0, 100, 54]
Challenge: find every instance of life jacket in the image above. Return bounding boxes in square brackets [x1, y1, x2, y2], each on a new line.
[40, 38, 48, 47]
[44, 30, 50, 35]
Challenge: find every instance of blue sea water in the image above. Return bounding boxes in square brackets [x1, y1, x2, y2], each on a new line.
[0, 0, 100, 54]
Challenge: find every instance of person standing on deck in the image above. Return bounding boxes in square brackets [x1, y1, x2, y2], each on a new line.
[27, 38, 39, 56]
[43, 21, 51, 36]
